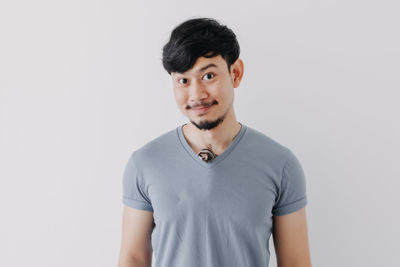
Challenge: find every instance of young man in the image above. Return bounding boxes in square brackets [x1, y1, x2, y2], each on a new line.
[118, 18, 311, 267]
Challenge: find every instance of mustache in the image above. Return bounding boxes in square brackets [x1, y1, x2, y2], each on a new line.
[187, 100, 217, 109]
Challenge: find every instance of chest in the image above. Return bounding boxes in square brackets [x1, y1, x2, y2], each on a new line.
[147, 165, 278, 229]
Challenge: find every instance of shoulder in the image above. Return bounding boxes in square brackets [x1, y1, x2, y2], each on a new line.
[242, 125, 293, 162]
[128, 126, 179, 164]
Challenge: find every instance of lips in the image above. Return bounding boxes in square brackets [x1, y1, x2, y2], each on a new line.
[192, 104, 213, 114]
[192, 105, 211, 110]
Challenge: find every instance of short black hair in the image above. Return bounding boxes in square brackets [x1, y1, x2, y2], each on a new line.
[162, 17, 240, 75]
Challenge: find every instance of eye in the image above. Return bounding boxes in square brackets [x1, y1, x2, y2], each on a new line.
[203, 73, 215, 80]
[178, 78, 188, 84]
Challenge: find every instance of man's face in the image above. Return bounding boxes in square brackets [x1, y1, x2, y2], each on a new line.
[171, 54, 242, 131]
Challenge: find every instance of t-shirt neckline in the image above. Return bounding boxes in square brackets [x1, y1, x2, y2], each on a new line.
[176, 122, 247, 169]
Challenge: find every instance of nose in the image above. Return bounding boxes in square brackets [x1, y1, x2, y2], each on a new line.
[188, 79, 208, 103]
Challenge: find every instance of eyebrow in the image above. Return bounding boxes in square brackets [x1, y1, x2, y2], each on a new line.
[197, 63, 218, 72]
[173, 63, 218, 78]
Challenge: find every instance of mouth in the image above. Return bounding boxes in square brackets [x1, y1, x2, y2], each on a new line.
[191, 104, 213, 114]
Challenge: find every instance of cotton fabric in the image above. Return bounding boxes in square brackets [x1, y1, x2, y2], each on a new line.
[122, 122, 308, 267]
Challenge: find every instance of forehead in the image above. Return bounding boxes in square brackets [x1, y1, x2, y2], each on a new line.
[172, 55, 226, 77]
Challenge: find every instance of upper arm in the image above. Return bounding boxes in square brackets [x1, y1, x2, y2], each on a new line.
[272, 207, 312, 267]
[120, 152, 155, 264]
[119, 205, 155, 264]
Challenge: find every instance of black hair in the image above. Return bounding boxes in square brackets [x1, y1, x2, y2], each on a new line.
[162, 17, 240, 75]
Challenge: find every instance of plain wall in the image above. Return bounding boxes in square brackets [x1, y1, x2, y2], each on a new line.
[1, 0, 399, 266]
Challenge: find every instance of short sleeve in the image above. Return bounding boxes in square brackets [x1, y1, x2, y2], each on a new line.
[122, 152, 154, 212]
[272, 149, 308, 216]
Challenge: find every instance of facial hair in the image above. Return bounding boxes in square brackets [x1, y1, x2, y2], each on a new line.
[190, 104, 230, 131]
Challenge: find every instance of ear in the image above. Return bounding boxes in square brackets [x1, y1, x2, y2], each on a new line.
[231, 58, 244, 88]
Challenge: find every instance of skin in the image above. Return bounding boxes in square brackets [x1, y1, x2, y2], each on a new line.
[273, 207, 312, 267]
[171, 54, 244, 156]
[118, 54, 312, 267]
[118, 207, 154, 267]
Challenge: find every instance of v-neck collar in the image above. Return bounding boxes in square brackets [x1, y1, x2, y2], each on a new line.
[176, 122, 247, 169]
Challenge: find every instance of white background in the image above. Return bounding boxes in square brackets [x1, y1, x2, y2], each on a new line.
[1, 1, 399, 266]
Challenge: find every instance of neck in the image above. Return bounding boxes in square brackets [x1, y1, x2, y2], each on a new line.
[182, 117, 242, 156]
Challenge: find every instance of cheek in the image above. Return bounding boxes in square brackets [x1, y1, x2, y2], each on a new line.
[217, 83, 235, 106]
[173, 88, 187, 104]
[214, 80, 232, 98]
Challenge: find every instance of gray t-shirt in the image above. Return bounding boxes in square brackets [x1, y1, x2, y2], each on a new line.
[122, 122, 308, 267]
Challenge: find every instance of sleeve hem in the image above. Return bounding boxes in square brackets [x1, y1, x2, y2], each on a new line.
[123, 197, 153, 212]
[272, 196, 307, 216]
